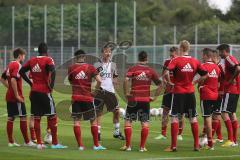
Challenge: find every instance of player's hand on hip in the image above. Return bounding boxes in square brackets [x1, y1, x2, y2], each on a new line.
[125, 94, 132, 99]
[150, 97, 157, 102]
[16, 95, 24, 103]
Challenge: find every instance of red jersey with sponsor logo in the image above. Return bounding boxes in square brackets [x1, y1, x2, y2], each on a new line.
[126, 64, 160, 102]
[22, 56, 55, 93]
[163, 59, 174, 93]
[68, 63, 98, 102]
[167, 55, 207, 94]
[222, 55, 240, 94]
[4, 61, 24, 102]
[199, 61, 221, 100]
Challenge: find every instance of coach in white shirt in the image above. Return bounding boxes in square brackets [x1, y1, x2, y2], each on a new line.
[94, 46, 125, 141]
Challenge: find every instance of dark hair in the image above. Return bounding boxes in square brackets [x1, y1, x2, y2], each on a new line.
[211, 49, 218, 53]
[216, 44, 230, 53]
[138, 51, 148, 62]
[202, 48, 213, 56]
[38, 42, 48, 54]
[13, 48, 26, 59]
[101, 46, 111, 53]
[169, 46, 178, 53]
[74, 49, 86, 57]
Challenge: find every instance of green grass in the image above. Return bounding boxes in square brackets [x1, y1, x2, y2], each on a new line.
[0, 85, 240, 160]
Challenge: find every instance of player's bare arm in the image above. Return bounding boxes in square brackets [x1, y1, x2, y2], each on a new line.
[123, 77, 131, 98]
[1, 72, 8, 88]
[46, 64, 56, 90]
[19, 66, 32, 87]
[93, 74, 102, 96]
[11, 77, 23, 102]
[150, 83, 162, 102]
[228, 65, 240, 84]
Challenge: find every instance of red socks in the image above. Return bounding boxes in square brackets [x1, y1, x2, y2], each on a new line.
[212, 120, 219, 137]
[216, 120, 223, 140]
[91, 125, 99, 147]
[178, 127, 183, 135]
[34, 117, 42, 144]
[191, 122, 199, 149]
[208, 136, 213, 148]
[124, 126, 132, 148]
[30, 127, 36, 141]
[7, 120, 14, 143]
[161, 126, 167, 137]
[74, 125, 83, 147]
[20, 120, 30, 144]
[232, 120, 238, 143]
[140, 127, 149, 148]
[224, 119, 233, 141]
[48, 116, 58, 145]
[171, 122, 178, 149]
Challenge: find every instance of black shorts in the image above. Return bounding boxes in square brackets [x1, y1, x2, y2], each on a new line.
[125, 101, 150, 122]
[161, 93, 172, 109]
[7, 102, 27, 117]
[213, 98, 222, 114]
[71, 101, 97, 121]
[94, 88, 119, 112]
[200, 100, 216, 117]
[30, 91, 56, 116]
[221, 93, 239, 113]
[170, 93, 197, 118]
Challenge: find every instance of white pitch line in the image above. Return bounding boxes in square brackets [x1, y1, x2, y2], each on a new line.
[139, 155, 240, 160]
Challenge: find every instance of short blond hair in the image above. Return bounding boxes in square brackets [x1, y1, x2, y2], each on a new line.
[179, 40, 190, 52]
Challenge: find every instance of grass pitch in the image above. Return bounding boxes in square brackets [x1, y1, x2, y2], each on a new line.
[0, 85, 239, 160]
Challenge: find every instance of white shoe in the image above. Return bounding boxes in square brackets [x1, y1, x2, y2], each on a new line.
[37, 144, 48, 150]
[177, 135, 183, 141]
[24, 141, 37, 147]
[120, 146, 131, 151]
[44, 133, 52, 144]
[8, 142, 20, 147]
[214, 139, 224, 143]
[78, 146, 85, 151]
[232, 142, 239, 147]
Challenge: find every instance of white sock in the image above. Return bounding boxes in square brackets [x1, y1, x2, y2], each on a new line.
[98, 125, 101, 134]
[114, 123, 120, 134]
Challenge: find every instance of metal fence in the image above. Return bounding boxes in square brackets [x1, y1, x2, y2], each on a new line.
[1, 45, 240, 72]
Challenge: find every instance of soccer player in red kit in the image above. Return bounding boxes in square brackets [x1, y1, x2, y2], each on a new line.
[1, 48, 35, 147]
[217, 44, 240, 147]
[155, 47, 185, 141]
[164, 40, 208, 152]
[211, 50, 224, 143]
[19, 43, 67, 149]
[197, 48, 221, 150]
[122, 51, 162, 152]
[68, 50, 106, 151]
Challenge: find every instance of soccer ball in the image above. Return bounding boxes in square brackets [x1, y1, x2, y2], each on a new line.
[199, 136, 208, 147]
[150, 108, 160, 116]
[119, 108, 126, 118]
[158, 108, 163, 116]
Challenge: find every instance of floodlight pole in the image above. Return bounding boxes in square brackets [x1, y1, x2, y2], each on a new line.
[174, 25, 177, 45]
[195, 25, 198, 59]
[153, 25, 156, 63]
[96, 2, 99, 56]
[61, 4, 64, 65]
[114, 1, 117, 44]
[44, 5, 47, 43]
[133, 0, 136, 62]
[78, 3, 81, 49]
[12, 6, 15, 50]
[28, 5, 31, 59]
